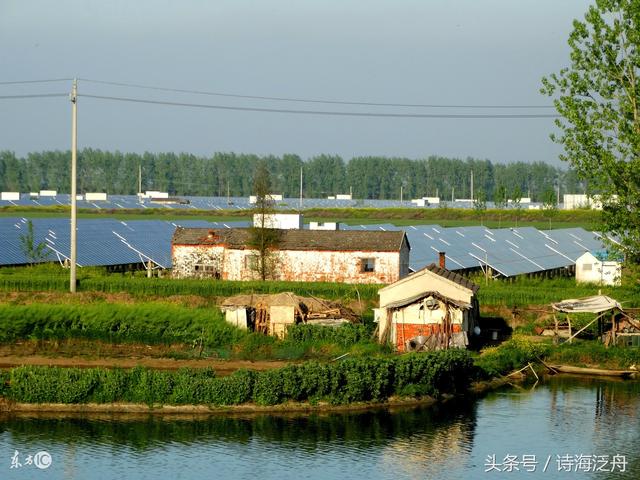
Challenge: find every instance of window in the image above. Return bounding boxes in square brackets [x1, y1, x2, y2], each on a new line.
[582, 263, 592, 271]
[244, 254, 259, 270]
[194, 264, 219, 278]
[360, 258, 376, 272]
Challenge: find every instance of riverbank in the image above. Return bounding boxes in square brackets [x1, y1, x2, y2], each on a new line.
[0, 395, 440, 416]
[0, 351, 473, 409]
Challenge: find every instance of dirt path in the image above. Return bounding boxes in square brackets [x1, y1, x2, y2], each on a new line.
[0, 355, 290, 375]
[0, 340, 291, 376]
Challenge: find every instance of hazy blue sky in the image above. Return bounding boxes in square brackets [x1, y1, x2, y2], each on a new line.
[1, 0, 593, 165]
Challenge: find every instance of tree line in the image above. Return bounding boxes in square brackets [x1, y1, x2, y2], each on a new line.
[0, 149, 586, 202]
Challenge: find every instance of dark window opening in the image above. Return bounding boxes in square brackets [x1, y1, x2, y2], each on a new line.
[361, 258, 376, 272]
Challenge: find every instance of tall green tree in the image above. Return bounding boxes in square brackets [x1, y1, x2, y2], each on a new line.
[473, 191, 487, 226]
[511, 186, 523, 227]
[494, 184, 508, 228]
[542, 187, 559, 231]
[541, 0, 640, 258]
[249, 161, 281, 281]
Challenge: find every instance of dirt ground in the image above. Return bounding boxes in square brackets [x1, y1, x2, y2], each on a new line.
[0, 340, 291, 376]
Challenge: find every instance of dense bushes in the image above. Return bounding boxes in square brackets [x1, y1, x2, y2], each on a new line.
[0, 303, 245, 348]
[0, 350, 474, 406]
[474, 336, 552, 377]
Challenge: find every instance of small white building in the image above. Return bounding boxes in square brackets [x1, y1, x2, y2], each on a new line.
[507, 197, 531, 204]
[309, 221, 338, 230]
[1, 192, 20, 201]
[374, 262, 479, 351]
[249, 194, 283, 204]
[563, 194, 618, 210]
[142, 191, 169, 199]
[575, 251, 622, 286]
[411, 197, 440, 207]
[85, 192, 108, 201]
[252, 213, 303, 230]
[39, 190, 57, 197]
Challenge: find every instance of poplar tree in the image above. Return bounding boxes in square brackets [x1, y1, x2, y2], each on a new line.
[541, 0, 640, 258]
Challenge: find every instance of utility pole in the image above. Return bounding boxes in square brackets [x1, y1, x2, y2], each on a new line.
[138, 164, 142, 196]
[400, 185, 403, 203]
[299, 166, 303, 209]
[451, 187, 454, 203]
[470, 170, 474, 202]
[70, 78, 78, 293]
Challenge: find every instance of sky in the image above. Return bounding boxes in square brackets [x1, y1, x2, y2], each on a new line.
[0, 0, 594, 166]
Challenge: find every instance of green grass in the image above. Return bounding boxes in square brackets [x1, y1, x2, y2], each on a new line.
[473, 334, 640, 377]
[0, 303, 244, 348]
[475, 276, 640, 308]
[546, 340, 640, 369]
[0, 205, 602, 229]
[1, 264, 638, 309]
[0, 301, 385, 360]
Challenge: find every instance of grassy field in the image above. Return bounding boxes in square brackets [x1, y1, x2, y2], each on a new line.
[0, 205, 603, 230]
[1, 264, 638, 308]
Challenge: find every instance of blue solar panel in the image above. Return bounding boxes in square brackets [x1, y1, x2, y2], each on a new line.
[3, 194, 544, 211]
[0, 216, 612, 277]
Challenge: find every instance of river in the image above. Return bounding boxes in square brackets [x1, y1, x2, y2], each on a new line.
[1, 376, 638, 479]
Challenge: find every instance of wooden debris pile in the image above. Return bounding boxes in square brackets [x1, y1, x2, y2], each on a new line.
[220, 292, 359, 337]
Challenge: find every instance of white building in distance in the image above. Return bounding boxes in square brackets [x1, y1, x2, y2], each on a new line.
[575, 251, 622, 286]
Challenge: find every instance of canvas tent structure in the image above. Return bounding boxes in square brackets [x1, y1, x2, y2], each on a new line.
[551, 295, 640, 347]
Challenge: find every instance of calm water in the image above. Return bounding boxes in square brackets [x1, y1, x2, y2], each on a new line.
[1, 376, 638, 480]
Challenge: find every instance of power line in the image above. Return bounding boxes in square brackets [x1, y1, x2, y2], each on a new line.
[80, 94, 560, 119]
[0, 93, 68, 100]
[79, 77, 555, 110]
[0, 78, 73, 86]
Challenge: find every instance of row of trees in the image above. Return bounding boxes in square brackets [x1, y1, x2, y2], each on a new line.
[0, 149, 584, 202]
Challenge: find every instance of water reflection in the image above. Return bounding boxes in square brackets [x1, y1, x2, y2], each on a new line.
[0, 377, 638, 480]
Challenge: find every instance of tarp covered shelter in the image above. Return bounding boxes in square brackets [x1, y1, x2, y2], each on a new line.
[551, 295, 640, 347]
[552, 295, 622, 314]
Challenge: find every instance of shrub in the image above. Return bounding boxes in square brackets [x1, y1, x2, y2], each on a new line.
[475, 335, 552, 377]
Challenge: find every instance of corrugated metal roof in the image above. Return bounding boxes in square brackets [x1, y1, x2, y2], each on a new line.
[172, 227, 407, 252]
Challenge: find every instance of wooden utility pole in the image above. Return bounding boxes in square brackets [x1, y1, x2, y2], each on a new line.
[70, 78, 78, 293]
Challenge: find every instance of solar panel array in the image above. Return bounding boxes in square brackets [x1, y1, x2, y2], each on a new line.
[0, 218, 249, 268]
[0, 218, 611, 276]
[0, 193, 540, 211]
[341, 223, 611, 277]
